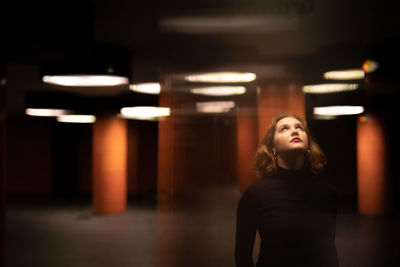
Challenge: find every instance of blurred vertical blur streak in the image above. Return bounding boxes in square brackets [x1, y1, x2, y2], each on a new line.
[157, 79, 177, 199]
[157, 78, 187, 267]
[357, 114, 391, 215]
[157, 74, 241, 266]
[0, 63, 6, 267]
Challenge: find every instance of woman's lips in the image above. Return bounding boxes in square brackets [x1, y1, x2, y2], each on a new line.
[291, 137, 302, 142]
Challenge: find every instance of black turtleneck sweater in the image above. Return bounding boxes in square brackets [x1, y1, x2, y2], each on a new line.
[235, 167, 339, 267]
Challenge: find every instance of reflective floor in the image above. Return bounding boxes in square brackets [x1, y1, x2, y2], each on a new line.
[5, 186, 400, 267]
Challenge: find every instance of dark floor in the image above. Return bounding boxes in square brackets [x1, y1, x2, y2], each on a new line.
[5, 186, 400, 267]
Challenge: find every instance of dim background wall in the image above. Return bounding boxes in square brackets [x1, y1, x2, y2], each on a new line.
[5, 116, 160, 199]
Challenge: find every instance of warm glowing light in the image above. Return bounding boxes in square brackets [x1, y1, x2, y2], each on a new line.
[190, 86, 246, 96]
[302, 83, 358, 94]
[42, 75, 129, 87]
[57, 115, 96, 123]
[25, 108, 72, 117]
[313, 105, 364, 116]
[185, 72, 256, 83]
[323, 69, 365, 80]
[120, 106, 170, 120]
[129, 83, 161, 94]
[196, 101, 235, 113]
[362, 60, 379, 73]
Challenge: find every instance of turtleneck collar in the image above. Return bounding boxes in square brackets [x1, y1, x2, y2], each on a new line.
[276, 165, 310, 178]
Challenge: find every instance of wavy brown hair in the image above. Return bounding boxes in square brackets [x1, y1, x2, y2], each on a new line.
[252, 113, 327, 178]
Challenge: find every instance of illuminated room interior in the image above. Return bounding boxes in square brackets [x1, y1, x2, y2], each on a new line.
[1, 0, 400, 266]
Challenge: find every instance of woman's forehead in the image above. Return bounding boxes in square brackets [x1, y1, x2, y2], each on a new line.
[276, 117, 302, 127]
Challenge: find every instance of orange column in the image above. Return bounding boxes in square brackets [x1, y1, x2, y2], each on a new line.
[236, 91, 258, 192]
[257, 82, 305, 142]
[236, 82, 305, 192]
[92, 116, 127, 214]
[357, 114, 390, 215]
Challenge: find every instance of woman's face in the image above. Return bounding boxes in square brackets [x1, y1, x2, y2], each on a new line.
[272, 117, 309, 155]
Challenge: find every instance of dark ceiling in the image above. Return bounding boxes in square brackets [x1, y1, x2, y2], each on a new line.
[1, 0, 400, 117]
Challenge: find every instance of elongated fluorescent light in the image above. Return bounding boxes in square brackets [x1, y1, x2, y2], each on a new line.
[129, 83, 161, 94]
[57, 115, 96, 123]
[185, 72, 256, 83]
[120, 107, 170, 120]
[313, 106, 364, 116]
[323, 69, 365, 80]
[190, 86, 246, 96]
[26, 108, 72, 117]
[302, 83, 358, 94]
[42, 75, 129, 87]
[196, 101, 235, 113]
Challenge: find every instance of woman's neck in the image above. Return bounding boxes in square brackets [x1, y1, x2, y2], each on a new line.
[277, 152, 305, 171]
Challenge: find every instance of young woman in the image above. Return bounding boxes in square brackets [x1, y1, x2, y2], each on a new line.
[235, 113, 339, 267]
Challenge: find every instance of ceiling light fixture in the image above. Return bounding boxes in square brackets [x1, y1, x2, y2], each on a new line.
[129, 83, 161, 94]
[40, 43, 131, 87]
[196, 101, 235, 113]
[302, 83, 358, 94]
[57, 115, 96, 123]
[190, 86, 246, 96]
[42, 75, 129, 87]
[313, 105, 364, 116]
[120, 107, 170, 120]
[25, 108, 72, 117]
[185, 72, 256, 83]
[323, 69, 365, 80]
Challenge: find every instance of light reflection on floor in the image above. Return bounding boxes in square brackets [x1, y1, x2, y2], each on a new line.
[5, 187, 400, 267]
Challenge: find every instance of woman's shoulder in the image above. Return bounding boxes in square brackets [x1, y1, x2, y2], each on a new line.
[237, 179, 269, 209]
[240, 177, 274, 199]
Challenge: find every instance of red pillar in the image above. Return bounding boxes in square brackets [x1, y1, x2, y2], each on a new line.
[236, 82, 305, 192]
[257, 82, 305, 142]
[357, 114, 390, 215]
[92, 116, 127, 214]
[236, 91, 258, 192]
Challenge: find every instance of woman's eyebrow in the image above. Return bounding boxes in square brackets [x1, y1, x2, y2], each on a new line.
[278, 124, 288, 129]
